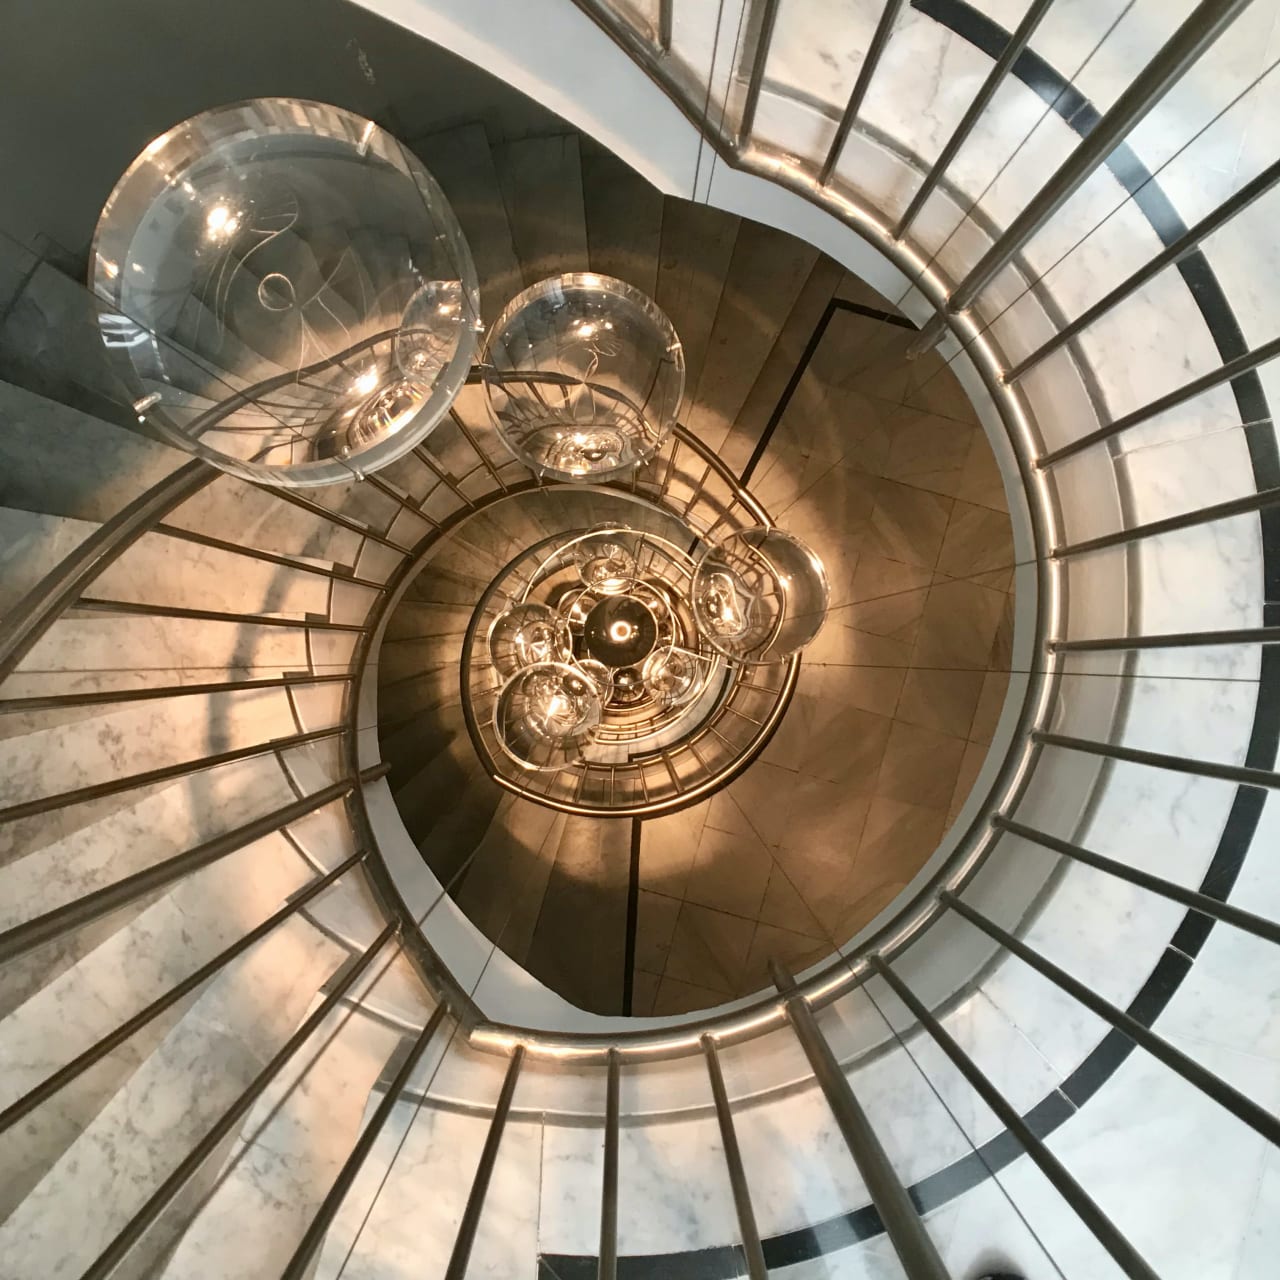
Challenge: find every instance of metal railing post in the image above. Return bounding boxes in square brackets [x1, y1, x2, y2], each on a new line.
[941, 0, 1252, 316]
[737, 0, 781, 147]
[0, 849, 367, 1135]
[1007, 155, 1280, 379]
[282, 1003, 449, 1280]
[1033, 730, 1280, 790]
[941, 890, 1280, 1145]
[992, 815, 1280, 946]
[771, 963, 950, 1280]
[894, 0, 1056, 239]
[80, 923, 398, 1280]
[0, 770, 371, 964]
[819, 0, 907, 185]
[702, 1035, 767, 1279]
[443, 1045, 525, 1280]
[1038, 336, 1280, 466]
[658, 0, 673, 53]
[599, 1047, 621, 1280]
[870, 955, 1159, 1280]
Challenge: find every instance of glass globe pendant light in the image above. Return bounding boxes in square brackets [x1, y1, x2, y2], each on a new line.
[481, 273, 685, 481]
[487, 602, 572, 676]
[494, 662, 603, 771]
[91, 99, 481, 486]
[692, 526, 830, 663]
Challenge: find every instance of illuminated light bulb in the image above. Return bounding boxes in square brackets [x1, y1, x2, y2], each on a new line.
[494, 662, 602, 770]
[204, 203, 241, 240]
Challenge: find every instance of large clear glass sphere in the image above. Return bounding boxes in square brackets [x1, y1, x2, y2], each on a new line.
[482, 273, 685, 481]
[90, 99, 481, 487]
[692, 527, 830, 663]
[494, 663, 603, 771]
[488, 603, 572, 676]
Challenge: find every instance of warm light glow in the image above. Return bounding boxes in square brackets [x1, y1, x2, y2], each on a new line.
[204, 203, 240, 240]
[352, 368, 380, 397]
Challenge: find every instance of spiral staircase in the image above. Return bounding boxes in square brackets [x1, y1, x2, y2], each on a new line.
[2, 0, 1279, 1277]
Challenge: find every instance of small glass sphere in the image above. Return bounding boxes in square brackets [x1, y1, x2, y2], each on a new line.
[641, 645, 704, 709]
[91, 99, 480, 487]
[494, 663, 602, 770]
[692, 527, 829, 663]
[482, 273, 685, 481]
[488, 602, 571, 676]
[575, 658, 615, 699]
[611, 666, 647, 705]
[576, 535, 638, 596]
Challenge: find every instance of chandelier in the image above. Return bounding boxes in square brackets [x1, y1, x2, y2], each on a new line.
[479, 517, 827, 779]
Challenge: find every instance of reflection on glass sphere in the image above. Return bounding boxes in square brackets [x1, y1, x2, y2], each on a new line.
[612, 667, 646, 704]
[583, 595, 659, 669]
[494, 663, 602, 770]
[576, 658, 614, 699]
[488, 602, 571, 675]
[692, 527, 829, 663]
[482, 273, 685, 481]
[91, 99, 480, 487]
[576, 535, 638, 595]
[396, 278, 468, 380]
[641, 645, 704, 709]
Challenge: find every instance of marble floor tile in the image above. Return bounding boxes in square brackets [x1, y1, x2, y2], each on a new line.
[768, 843, 862, 941]
[880, 409, 976, 499]
[800, 677, 895, 789]
[664, 902, 756, 993]
[894, 667, 985, 740]
[954, 429, 1011, 512]
[970, 670, 1011, 744]
[683, 823, 774, 921]
[629, 969, 662, 1017]
[947, 740, 990, 827]
[989, 592, 1017, 672]
[652, 973, 730, 1016]
[863, 478, 953, 570]
[758, 863, 831, 939]
[704, 760, 799, 851]
[823, 662, 908, 719]
[838, 553, 934, 643]
[874, 720, 966, 811]
[936, 499, 1018, 579]
[637, 803, 707, 899]
[634, 889, 682, 978]
[852, 798, 949, 908]
[777, 775, 872, 868]
[911, 578, 1008, 672]
[739, 922, 831, 995]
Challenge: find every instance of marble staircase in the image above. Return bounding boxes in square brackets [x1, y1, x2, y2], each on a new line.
[2, 0, 1279, 1272]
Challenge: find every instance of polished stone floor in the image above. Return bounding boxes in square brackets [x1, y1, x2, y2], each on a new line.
[631, 276, 1016, 1015]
